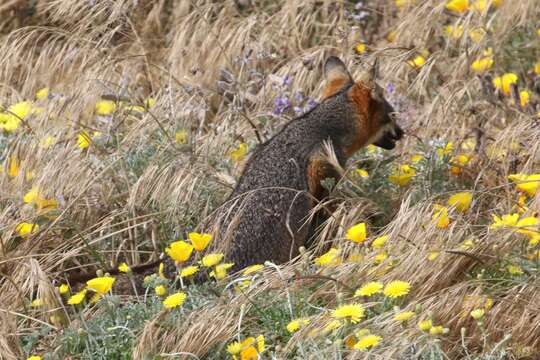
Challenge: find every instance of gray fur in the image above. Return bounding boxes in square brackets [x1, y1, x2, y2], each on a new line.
[212, 87, 359, 273]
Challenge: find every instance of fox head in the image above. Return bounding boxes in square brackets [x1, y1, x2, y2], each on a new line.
[322, 56, 403, 155]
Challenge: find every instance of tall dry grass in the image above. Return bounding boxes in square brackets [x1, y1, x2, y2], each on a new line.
[1, 0, 539, 359]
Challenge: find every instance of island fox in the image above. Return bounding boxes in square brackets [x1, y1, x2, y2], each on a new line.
[211, 56, 403, 273]
[65, 56, 403, 286]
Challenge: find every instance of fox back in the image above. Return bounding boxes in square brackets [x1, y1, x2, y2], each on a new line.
[211, 56, 403, 273]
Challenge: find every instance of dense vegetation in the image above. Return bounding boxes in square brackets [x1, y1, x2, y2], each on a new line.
[0, 0, 539, 359]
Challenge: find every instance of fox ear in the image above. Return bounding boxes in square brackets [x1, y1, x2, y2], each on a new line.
[359, 58, 378, 90]
[322, 56, 353, 99]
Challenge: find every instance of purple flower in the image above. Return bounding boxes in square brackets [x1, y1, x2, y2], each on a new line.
[294, 91, 304, 102]
[306, 99, 318, 111]
[386, 82, 395, 94]
[282, 75, 292, 87]
[273, 95, 291, 115]
[354, 2, 365, 10]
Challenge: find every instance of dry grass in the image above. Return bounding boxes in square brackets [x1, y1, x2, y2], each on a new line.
[1, 0, 539, 359]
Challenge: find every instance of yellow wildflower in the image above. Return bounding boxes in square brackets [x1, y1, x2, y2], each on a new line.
[356, 168, 369, 178]
[332, 303, 365, 323]
[287, 318, 310, 333]
[355, 281, 383, 297]
[10, 101, 32, 119]
[256, 335, 265, 354]
[86, 276, 115, 295]
[383, 280, 411, 298]
[433, 205, 450, 229]
[386, 30, 397, 42]
[445, 24, 464, 39]
[354, 334, 382, 350]
[395, 0, 416, 8]
[95, 100, 116, 116]
[78, 132, 92, 149]
[447, 191, 473, 212]
[314, 247, 340, 267]
[163, 291, 186, 309]
[430, 325, 445, 335]
[26, 356, 42, 360]
[23, 187, 40, 204]
[239, 336, 265, 360]
[230, 143, 247, 162]
[507, 264, 523, 275]
[389, 164, 416, 186]
[490, 213, 519, 228]
[446, 0, 469, 13]
[534, 62, 540, 75]
[210, 262, 234, 280]
[58, 284, 69, 295]
[508, 173, 540, 197]
[491, 213, 538, 234]
[418, 319, 433, 331]
[472, 0, 502, 12]
[437, 142, 453, 157]
[428, 251, 440, 261]
[355, 43, 367, 54]
[155, 285, 167, 296]
[471, 0, 487, 12]
[471, 57, 493, 73]
[470, 308, 485, 320]
[175, 130, 187, 144]
[159, 262, 166, 278]
[346, 222, 367, 243]
[36, 87, 49, 100]
[411, 154, 423, 163]
[394, 311, 416, 321]
[242, 264, 264, 276]
[408, 55, 426, 69]
[372, 235, 389, 249]
[188, 232, 212, 251]
[514, 90, 530, 107]
[144, 98, 156, 108]
[493, 73, 518, 96]
[23, 187, 58, 213]
[450, 154, 471, 175]
[31, 299, 43, 307]
[201, 253, 224, 267]
[179, 265, 199, 278]
[529, 234, 540, 247]
[165, 240, 194, 263]
[374, 252, 388, 264]
[67, 289, 87, 305]
[7, 155, 19, 177]
[227, 341, 242, 356]
[118, 262, 130, 273]
[16, 222, 40, 237]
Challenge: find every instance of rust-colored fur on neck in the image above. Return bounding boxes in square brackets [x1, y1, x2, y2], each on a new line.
[344, 82, 374, 157]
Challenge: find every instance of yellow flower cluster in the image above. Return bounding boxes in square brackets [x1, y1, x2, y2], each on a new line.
[227, 335, 265, 360]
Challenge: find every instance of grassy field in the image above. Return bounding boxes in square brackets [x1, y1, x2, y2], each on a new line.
[1, 0, 539, 359]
